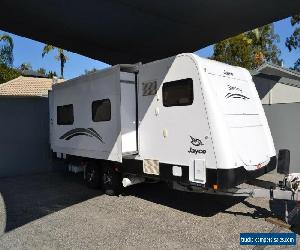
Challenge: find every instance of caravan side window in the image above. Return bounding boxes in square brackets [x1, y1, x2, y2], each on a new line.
[57, 104, 74, 125]
[162, 78, 194, 107]
[92, 99, 111, 122]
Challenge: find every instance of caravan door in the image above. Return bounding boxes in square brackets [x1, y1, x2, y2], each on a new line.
[120, 72, 138, 155]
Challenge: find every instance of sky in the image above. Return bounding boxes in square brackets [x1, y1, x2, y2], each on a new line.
[0, 17, 299, 80]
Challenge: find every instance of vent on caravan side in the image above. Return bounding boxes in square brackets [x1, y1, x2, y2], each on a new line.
[143, 159, 159, 175]
[142, 81, 157, 96]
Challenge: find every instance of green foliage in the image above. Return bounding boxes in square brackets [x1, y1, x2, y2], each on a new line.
[0, 64, 20, 84]
[22, 66, 57, 78]
[286, 15, 300, 71]
[212, 24, 281, 70]
[212, 34, 253, 69]
[19, 62, 32, 71]
[37, 68, 57, 78]
[0, 33, 14, 66]
[42, 44, 68, 78]
[46, 70, 57, 78]
[37, 68, 46, 76]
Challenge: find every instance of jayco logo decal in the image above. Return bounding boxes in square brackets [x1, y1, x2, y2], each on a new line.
[188, 136, 206, 155]
[190, 136, 204, 147]
[188, 148, 207, 155]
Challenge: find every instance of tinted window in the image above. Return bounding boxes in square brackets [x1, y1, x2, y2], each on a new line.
[162, 78, 193, 107]
[57, 104, 74, 125]
[92, 99, 111, 122]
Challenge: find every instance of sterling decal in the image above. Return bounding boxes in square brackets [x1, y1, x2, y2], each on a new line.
[227, 84, 242, 93]
[225, 84, 249, 100]
[59, 128, 104, 143]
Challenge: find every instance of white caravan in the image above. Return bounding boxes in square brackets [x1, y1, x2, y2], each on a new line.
[49, 53, 277, 195]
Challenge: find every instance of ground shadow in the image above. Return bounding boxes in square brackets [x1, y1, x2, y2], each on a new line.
[246, 178, 276, 189]
[247, 178, 300, 234]
[269, 199, 300, 235]
[0, 171, 102, 232]
[123, 182, 245, 217]
[0, 172, 245, 234]
[124, 180, 300, 234]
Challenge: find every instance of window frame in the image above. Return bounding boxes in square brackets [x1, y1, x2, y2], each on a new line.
[92, 98, 112, 122]
[162, 78, 194, 107]
[57, 104, 74, 125]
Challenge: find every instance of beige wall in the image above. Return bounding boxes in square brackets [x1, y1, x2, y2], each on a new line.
[270, 83, 300, 104]
[264, 104, 300, 173]
[254, 75, 300, 172]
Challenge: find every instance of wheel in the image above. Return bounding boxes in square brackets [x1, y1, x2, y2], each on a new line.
[102, 165, 123, 196]
[85, 162, 101, 188]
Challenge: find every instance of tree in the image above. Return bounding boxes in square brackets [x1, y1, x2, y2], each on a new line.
[36, 68, 46, 76]
[0, 33, 19, 84]
[46, 70, 57, 78]
[42, 45, 68, 78]
[212, 24, 281, 70]
[0, 33, 14, 66]
[212, 34, 254, 69]
[19, 62, 32, 71]
[286, 14, 300, 71]
[0, 64, 20, 84]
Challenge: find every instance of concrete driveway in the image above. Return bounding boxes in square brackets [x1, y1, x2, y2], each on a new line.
[0, 172, 299, 249]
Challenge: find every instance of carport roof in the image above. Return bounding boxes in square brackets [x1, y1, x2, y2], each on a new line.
[252, 64, 300, 88]
[1, 0, 300, 64]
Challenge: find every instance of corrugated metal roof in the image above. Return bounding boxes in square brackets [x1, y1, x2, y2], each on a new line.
[252, 63, 300, 80]
[0, 76, 63, 97]
[251, 63, 300, 88]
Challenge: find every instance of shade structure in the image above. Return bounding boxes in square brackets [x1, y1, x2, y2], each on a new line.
[0, 0, 299, 64]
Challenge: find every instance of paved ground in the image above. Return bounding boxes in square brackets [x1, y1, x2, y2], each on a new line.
[0, 172, 299, 249]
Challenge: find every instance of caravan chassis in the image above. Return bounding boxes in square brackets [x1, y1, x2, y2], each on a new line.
[121, 156, 277, 189]
[63, 153, 276, 195]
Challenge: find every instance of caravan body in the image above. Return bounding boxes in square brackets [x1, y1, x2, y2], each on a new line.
[49, 53, 276, 190]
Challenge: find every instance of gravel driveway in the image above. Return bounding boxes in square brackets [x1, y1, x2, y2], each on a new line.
[0, 172, 299, 249]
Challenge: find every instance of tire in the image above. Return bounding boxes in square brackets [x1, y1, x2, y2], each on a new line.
[102, 165, 123, 196]
[85, 162, 101, 188]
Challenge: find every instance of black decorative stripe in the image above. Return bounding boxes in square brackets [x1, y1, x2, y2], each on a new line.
[225, 93, 249, 100]
[59, 128, 104, 143]
[65, 132, 92, 140]
[87, 128, 104, 143]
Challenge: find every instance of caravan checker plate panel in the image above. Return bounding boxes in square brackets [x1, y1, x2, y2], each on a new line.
[143, 159, 159, 175]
